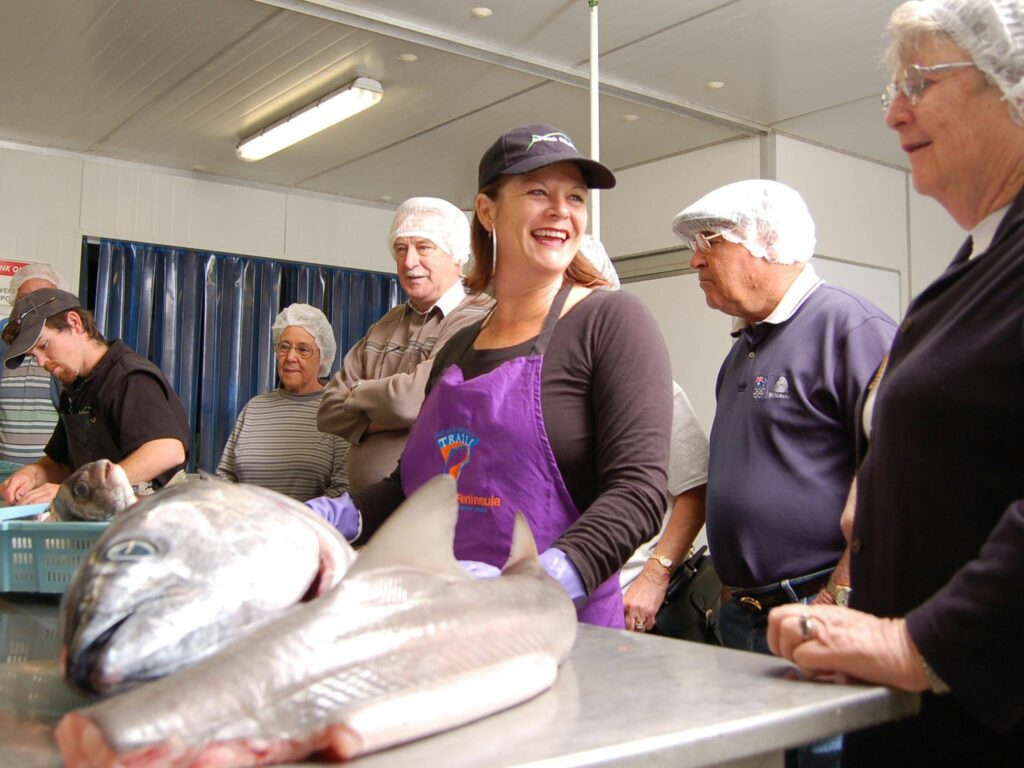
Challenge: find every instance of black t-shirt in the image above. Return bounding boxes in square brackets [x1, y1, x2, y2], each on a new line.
[46, 340, 190, 487]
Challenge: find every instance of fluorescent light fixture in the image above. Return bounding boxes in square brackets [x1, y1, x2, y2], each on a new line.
[236, 77, 383, 161]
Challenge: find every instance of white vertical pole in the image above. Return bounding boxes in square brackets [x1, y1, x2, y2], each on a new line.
[588, 0, 600, 241]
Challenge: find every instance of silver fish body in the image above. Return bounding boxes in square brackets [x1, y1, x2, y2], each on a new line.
[47, 460, 137, 522]
[59, 479, 356, 696]
[56, 475, 578, 767]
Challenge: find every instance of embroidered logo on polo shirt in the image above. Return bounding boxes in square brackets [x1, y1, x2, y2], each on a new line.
[436, 429, 480, 479]
[751, 374, 791, 400]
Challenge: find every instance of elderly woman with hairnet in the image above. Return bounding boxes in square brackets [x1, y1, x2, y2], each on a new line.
[217, 304, 349, 501]
[768, 1, 1024, 763]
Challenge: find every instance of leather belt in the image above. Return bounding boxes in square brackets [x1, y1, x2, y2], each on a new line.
[728, 571, 832, 615]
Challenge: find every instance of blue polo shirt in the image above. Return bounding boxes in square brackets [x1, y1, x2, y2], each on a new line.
[706, 265, 896, 587]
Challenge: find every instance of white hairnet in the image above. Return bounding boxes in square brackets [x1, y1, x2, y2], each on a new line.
[889, 0, 1024, 125]
[271, 303, 337, 377]
[671, 179, 816, 265]
[10, 263, 64, 296]
[579, 235, 621, 289]
[389, 197, 471, 267]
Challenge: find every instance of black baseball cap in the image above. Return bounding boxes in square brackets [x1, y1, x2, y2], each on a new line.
[477, 123, 616, 191]
[3, 288, 82, 369]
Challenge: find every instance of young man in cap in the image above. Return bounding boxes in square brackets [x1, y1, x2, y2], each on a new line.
[0, 288, 190, 505]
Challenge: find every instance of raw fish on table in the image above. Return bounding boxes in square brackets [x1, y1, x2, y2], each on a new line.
[56, 475, 578, 767]
[60, 478, 356, 695]
[43, 460, 138, 522]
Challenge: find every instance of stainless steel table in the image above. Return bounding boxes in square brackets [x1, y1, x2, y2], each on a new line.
[0, 595, 918, 768]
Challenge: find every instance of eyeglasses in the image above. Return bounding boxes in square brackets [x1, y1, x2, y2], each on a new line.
[2, 296, 60, 343]
[690, 232, 726, 254]
[881, 62, 976, 110]
[274, 341, 317, 358]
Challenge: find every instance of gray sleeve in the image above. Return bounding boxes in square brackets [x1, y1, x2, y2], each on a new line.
[667, 381, 709, 496]
[216, 405, 246, 482]
[324, 436, 351, 497]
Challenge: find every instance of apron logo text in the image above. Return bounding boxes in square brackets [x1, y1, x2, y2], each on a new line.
[435, 429, 480, 479]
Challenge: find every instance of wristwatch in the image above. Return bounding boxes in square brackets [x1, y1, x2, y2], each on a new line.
[648, 554, 673, 570]
[826, 580, 852, 607]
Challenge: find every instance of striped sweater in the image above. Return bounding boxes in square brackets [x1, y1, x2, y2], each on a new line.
[217, 388, 349, 501]
[0, 356, 59, 464]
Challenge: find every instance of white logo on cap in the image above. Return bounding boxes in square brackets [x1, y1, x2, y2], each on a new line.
[527, 132, 576, 151]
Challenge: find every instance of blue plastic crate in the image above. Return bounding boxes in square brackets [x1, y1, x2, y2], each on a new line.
[0, 507, 108, 594]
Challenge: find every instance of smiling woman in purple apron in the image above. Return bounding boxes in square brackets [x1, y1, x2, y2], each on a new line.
[307, 123, 672, 629]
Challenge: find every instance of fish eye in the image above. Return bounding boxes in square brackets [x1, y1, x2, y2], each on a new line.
[105, 539, 159, 562]
[72, 481, 90, 499]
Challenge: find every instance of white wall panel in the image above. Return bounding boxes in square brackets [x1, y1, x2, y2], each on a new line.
[284, 194, 396, 271]
[0, 147, 83, 287]
[81, 163, 288, 259]
[622, 273, 732, 435]
[602, 138, 760, 259]
[908, 186, 965, 298]
[776, 135, 909, 308]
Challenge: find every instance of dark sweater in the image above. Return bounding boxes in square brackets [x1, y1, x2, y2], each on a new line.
[847, 190, 1024, 764]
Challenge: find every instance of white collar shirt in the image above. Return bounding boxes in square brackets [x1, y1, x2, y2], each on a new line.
[730, 263, 824, 333]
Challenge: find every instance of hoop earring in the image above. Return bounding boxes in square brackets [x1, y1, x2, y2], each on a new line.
[491, 228, 498, 274]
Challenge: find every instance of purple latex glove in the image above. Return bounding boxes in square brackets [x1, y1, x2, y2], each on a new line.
[459, 560, 502, 579]
[539, 547, 587, 608]
[304, 493, 361, 542]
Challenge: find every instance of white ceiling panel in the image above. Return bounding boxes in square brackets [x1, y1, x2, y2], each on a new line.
[0, 0, 275, 150]
[599, 0, 896, 125]
[0, 0, 910, 208]
[305, 82, 742, 208]
[323, 0, 729, 67]
[775, 98, 905, 170]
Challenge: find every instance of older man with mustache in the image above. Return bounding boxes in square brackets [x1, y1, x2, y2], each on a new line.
[317, 198, 494, 490]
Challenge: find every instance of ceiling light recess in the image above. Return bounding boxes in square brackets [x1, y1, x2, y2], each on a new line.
[236, 77, 383, 162]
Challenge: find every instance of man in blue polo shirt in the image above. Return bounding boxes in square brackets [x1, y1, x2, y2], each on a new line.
[672, 180, 896, 655]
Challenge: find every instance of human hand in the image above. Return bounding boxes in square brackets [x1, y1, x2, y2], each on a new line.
[767, 604, 930, 691]
[623, 565, 670, 632]
[16, 482, 60, 506]
[1, 468, 37, 505]
[305, 493, 361, 541]
[539, 548, 587, 607]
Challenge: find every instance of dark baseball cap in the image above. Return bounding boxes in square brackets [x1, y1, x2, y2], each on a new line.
[477, 123, 616, 191]
[3, 288, 82, 369]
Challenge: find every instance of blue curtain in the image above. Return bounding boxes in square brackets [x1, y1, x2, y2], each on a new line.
[85, 240, 402, 472]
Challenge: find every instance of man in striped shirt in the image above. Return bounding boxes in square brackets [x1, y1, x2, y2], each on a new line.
[0, 264, 63, 466]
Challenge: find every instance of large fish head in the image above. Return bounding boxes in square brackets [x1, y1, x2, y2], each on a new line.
[51, 460, 137, 521]
[59, 483, 325, 696]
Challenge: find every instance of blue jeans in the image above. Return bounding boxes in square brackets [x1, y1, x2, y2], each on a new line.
[720, 598, 842, 768]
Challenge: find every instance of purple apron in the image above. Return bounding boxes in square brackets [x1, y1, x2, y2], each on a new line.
[400, 285, 624, 628]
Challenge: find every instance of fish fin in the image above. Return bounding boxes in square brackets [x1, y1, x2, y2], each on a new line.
[347, 475, 466, 579]
[501, 512, 542, 575]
